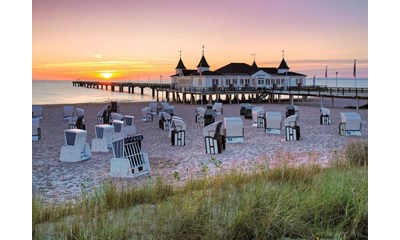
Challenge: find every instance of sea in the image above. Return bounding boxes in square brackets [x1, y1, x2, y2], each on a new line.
[32, 78, 368, 105]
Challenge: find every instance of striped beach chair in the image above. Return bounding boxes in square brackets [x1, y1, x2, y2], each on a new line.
[284, 114, 300, 141]
[265, 112, 282, 134]
[110, 135, 150, 178]
[170, 118, 186, 146]
[203, 121, 225, 154]
[320, 107, 331, 125]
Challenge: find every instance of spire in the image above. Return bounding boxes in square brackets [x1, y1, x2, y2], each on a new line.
[278, 50, 290, 74]
[175, 50, 186, 69]
[197, 46, 210, 68]
[251, 53, 257, 68]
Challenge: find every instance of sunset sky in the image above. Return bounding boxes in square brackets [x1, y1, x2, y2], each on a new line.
[32, 0, 368, 81]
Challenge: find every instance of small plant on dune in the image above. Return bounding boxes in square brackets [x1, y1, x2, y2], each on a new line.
[200, 161, 209, 176]
[344, 140, 368, 166]
[173, 171, 181, 181]
[209, 156, 222, 168]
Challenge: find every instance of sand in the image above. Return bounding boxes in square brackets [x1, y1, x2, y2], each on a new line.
[32, 97, 368, 203]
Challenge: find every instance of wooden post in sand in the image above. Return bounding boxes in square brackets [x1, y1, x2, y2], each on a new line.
[356, 97, 359, 110]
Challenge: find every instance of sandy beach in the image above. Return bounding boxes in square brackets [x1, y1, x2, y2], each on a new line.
[32, 97, 368, 203]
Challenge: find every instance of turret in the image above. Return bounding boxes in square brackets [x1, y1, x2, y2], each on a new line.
[175, 50, 186, 75]
[197, 46, 210, 74]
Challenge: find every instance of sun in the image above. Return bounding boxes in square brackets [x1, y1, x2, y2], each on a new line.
[100, 72, 113, 79]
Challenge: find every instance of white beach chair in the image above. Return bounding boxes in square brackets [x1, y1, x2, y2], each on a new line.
[195, 107, 206, 124]
[68, 108, 86, 129]
[97, 105, 109, 124]
[203, 121, 225, 154]
[240, 103, 250, 116]
[168, 116, 183, 138]
[286, 105, 299, 119]
[162, 105, 175, 116]
[204, 105, 216, 126]
[63, 106, 75, 120]
[170, 119, 186, 146]
[244, 105, 254, 119]
[112, 119, 137, 138]
[60, 129, 91, 162]
[32, 118, 41, 141]
[110, 112, 124, 123]
[91, 124, 115, 152]
[284, 114, 300, 141]
[251, 107, 265, 127]
[32, 105, 43, 119]
[213, 102, 223, 115]
[320, 107, 331, 125]
[123, 115, 137, 137]
[265, 112, 282, 134]
[339, 112, 362, 136]
[159, 112, 172, 130]
[224, 117, 244, 143]
[149, 102, 159, 115]
[141, 107, 153, 122]
[110, 135, 150, 178]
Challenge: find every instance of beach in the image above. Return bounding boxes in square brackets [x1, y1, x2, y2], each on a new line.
[32, 98, 368, 204]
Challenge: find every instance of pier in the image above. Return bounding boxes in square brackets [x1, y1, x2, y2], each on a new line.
[72, 81, 368, 108]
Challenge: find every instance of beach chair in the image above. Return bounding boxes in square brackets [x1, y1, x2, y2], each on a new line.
[110, 101, 120, 113]
[112, 119, 137, 138]
[170, 118, 186, 146]
[203, 121, 225, 154]
[213, 102, 223, 115]
[32, 105, 43, 119]
[141, 107, 153, 122]
[195, 107, 206, 124]
[265, 112, 282, 134]
[244, 105, 254, 119]
[68, 108, 86, 129]
[149, 102, 159, 115]
[339, 112, 362, 136]
[32, 118, 41, 141]
[110, 112, 124, 123]
[60, 129, 91, 162]
[63, 106, 75, 120]
[97, 105, 110, 124]
[162, 105, 175, 116]
[240, 103, 250, 115]
[286, 105, 299, 119]
[223, 117, 244, 143]
[110, 135, 151, 178]
[159, 112, 172, 130]
[320, 107, 331, 125]
[284, 114, 300, 141]
[91, 124, 115, 152]
[204, 104, 216, 127]
[123, 115, 137, 137]
[251, 107, 265, 127]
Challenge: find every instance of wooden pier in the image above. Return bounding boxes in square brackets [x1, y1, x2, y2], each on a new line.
[72, 81, 368, 108]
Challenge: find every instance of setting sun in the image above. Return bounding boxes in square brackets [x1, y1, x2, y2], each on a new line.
[100, 72, 113, 79]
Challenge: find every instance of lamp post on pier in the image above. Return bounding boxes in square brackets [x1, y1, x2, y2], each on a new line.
[335, 71, 338, 93]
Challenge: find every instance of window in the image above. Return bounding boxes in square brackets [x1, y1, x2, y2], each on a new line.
[240, 79, 244, 85]
[233, 79, 237, 84]
[266, 79, 270, 85]
[226, 79, 229, 85]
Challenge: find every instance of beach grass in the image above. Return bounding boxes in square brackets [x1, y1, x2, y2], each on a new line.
[33, 140, 368, 240]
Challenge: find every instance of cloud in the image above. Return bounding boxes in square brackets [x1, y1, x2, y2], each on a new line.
[94, 54, 104, 59]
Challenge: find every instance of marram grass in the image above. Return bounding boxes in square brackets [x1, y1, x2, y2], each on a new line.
[33, 141, 367, 240]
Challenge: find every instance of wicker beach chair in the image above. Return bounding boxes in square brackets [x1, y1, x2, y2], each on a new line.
[224, 117, 244, 143]
[339, 112, 362, 136]
[91, 124, 115, 152]
[110, 135, 150, 178]
[284, 114, 300, 141]
[265, 112, 282, 134]
[170, 118, 186, 146]
[213, 102, 223, 115]
[320, 107, 331, 125]
[251, 107, 265, 127]
[63, 106, 75, 120]
[32, 105, 43, 119]
[32, 118, 41, 141]
[60, 129, 91, 162]
[141, 107, 153, 122]
[203, 121, 225, 154]
[195, 107, 206, 124]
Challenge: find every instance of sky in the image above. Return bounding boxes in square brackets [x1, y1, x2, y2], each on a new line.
[32, 0, 368, 80]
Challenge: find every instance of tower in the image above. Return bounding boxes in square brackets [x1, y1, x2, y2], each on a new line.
[197, 46, 210, 74]
[278, 50, 290, 74]
[175, 50, 186, 75]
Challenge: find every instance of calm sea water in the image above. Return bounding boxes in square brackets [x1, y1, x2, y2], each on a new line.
[32, 78, 368, 105]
